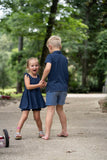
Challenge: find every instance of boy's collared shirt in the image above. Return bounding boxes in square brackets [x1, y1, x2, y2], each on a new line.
[45, 50, 68, 92]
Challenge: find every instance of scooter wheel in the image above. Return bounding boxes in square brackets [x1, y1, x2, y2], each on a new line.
[3, 129, 9, 147]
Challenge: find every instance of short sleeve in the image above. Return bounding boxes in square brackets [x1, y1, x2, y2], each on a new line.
[24, 72, 29, 78]
[45, 54, 52, 64]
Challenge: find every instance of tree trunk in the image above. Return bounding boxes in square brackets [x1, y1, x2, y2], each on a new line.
[98, 71, 105, 91]
[40, 0, 59, 77]
[16, 36, 23, 93]
[82, 40, 88, 87]
[82, 3, 89, 87]
[82, 0, 97, 87]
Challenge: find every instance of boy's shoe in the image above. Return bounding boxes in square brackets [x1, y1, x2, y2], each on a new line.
[15, 132, 22, 140]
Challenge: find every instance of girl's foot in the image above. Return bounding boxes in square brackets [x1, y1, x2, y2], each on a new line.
[38, 131, 44, 138]
[57, 132, 68, 137]
[15, 132, 22, 140]
[42, 136, 49, 140]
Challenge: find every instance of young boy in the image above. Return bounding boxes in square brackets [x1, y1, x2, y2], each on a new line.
[41, 35, 69, 140]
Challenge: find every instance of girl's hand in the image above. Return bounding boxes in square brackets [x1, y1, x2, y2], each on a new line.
[39, 80, 45, 88]
[24, 74, 45, 90]
[39, 80, 47, 88]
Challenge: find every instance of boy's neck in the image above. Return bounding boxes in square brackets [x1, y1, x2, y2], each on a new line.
[50, 48, 61, 53]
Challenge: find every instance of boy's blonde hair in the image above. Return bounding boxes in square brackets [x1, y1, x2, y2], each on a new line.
[46, 35, 62, 48]
[26, 57, 39, 68]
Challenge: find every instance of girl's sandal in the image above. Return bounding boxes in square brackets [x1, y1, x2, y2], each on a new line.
[15, 132, 22, 140]
[38, 131, 44, 138]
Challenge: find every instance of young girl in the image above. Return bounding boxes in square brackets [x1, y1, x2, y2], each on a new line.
[15, 57, 46, 140]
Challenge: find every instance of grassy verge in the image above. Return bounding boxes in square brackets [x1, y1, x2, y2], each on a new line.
[0, 88, 46, 99]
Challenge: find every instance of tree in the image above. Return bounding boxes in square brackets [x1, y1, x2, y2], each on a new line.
[17, 36, 23, 93]
[40, 0, 59, 76]
[66, 0, 107, 91]
[94, 30, 107, 90]
[0, 33, 13, 89]
[0, 0, 51, 92]
[0, 0, 89, 92]
[0, 49, 10, 89]
[40, 0, 88, 76]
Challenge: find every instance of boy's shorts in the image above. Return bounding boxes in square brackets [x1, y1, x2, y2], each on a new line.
[46, 91, 67, 106]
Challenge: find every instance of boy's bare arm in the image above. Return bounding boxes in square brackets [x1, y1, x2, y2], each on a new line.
[41, 63, 51, 81]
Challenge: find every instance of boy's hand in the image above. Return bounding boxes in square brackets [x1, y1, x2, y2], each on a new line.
[38, 81, 44, 88]
[43, 81, 47, 87]
[39, 80, 47, 88]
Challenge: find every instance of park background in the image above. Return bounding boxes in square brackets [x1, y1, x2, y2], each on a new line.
[0, 1, 107, 159]
[0, 0, 107, 96]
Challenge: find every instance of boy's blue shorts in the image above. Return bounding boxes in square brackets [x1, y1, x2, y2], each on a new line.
[46, 91, 67, 106]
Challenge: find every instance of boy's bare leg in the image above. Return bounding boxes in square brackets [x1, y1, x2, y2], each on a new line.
[56, 105, 68, 137]
[42, 105, 55, 139]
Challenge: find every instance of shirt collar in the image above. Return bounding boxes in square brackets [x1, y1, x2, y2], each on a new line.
[52, 50, 62, 54]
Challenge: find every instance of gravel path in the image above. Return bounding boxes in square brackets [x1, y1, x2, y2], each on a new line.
[0, 94, 107, 160]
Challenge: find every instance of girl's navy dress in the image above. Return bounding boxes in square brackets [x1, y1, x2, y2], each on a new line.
[19, 73, 46, 111]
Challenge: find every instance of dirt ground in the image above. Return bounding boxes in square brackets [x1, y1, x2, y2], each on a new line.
[0, 94, 107, 160]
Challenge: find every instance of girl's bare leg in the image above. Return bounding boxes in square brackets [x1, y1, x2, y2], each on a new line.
[16, 110, 29, 133]
[33, 110, 43, 131]
[33, 110, 44, 137]
[56, 105, 68, 137]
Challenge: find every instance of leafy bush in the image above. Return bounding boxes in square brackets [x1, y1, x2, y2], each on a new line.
[0, 91, 11, 96]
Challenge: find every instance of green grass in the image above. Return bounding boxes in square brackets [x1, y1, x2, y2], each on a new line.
[42, 93, 46, 97]
[0, 88, 46, 99]
[0, 88, 22, 99]
[0, 88, 16, 93]
[12, 93, 22, 99]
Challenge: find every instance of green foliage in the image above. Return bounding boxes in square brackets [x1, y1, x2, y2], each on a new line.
[54, 4, 88, 54]
[9, 50, 27, 82]
[0, 0, 107, 92]
[0, 34, 12, 51]
[0, 88, 22, 99]
[96, 30, 107, 59]
[93, 30, 107, 77]
[0, 52, 10, 89]
[0, 0, 50, 36]
[65, 0, 107, 91]
[0, 91, 11, 96]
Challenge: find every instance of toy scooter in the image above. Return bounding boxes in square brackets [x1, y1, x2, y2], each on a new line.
[0, 129, 9, 148]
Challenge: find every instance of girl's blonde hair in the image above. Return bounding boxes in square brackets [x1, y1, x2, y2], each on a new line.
[26, 57, 39, 68]
[46, 35, 62, 48]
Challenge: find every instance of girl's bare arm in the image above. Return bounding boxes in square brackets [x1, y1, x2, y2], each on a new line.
[24, 75, 44, 90]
